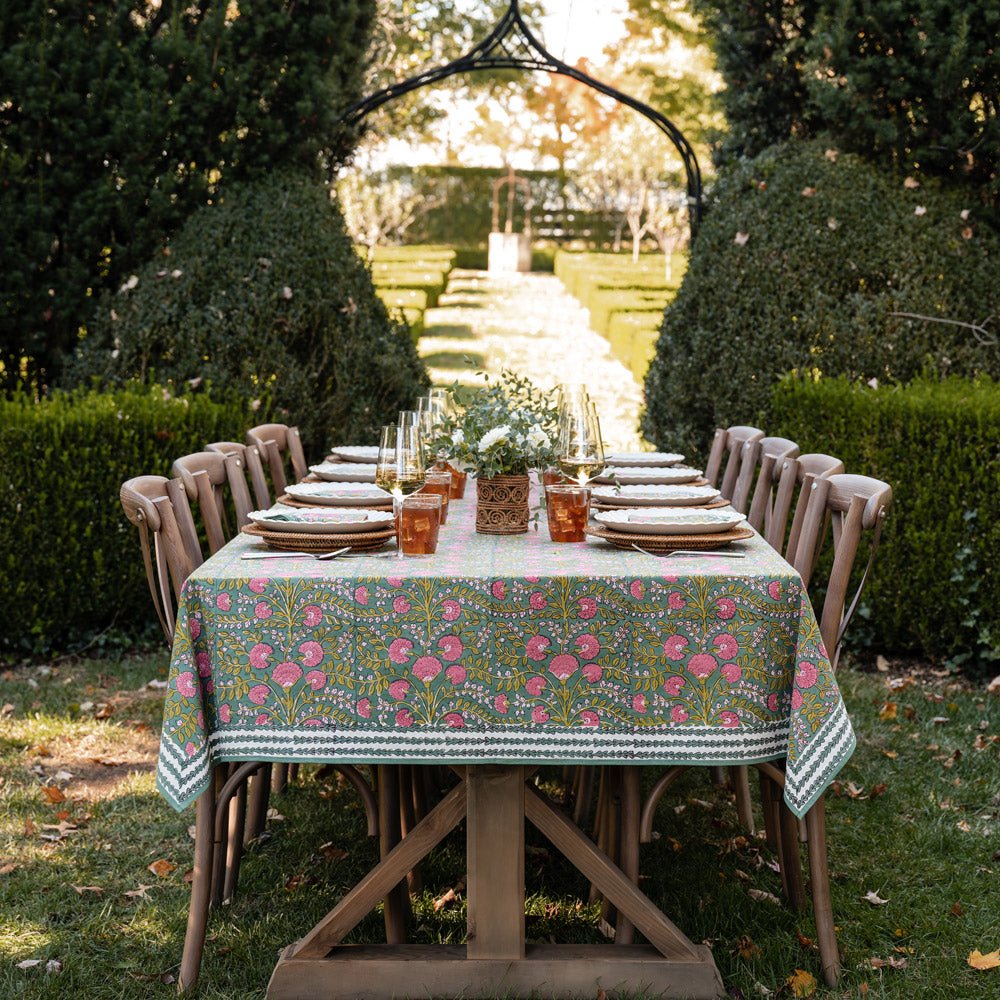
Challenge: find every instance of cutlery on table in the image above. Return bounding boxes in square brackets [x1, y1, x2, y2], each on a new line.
[631, 543, 746, 559]
[241, 547, 352, 561]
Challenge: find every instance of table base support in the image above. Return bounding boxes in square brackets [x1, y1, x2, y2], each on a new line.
[267, 942, 726, 1000]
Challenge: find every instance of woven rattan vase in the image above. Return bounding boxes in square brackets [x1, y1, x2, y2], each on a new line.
[475, 474, 530, 535]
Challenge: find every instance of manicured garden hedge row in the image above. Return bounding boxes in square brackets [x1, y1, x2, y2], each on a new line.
[0, 387, 251, 658]
[369, 245, 455, 340]
[771, 376, 1000, 668]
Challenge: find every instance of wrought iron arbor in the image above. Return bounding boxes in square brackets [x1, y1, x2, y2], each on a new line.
[338, 0, 703, 238]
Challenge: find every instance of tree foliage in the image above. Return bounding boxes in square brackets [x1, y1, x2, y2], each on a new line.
[0, 0, 374, 391]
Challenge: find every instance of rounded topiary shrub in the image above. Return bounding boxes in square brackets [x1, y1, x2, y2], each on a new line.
[642, 138, 1000, 455]
[69, 170, 429, 456]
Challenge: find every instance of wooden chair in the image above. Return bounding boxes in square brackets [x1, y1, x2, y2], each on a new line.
[772, 453, 846, 574]
[171, 450, 256, 551]
[206, 440, 271, 509]
[246, 423, 309, 498]
[738, 436, 800, 522]
[704, 425, 764, 500]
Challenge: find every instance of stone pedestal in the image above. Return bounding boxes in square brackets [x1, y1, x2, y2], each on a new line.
[488, 232, 532, 273]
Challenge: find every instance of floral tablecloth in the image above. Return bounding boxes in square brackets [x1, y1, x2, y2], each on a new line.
[156, 492, 854, 818]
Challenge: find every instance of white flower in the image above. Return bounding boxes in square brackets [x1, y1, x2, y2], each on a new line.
[478, 425, 511, 452]
[526, 424, 550, 450]
[451, 428, 465, 447]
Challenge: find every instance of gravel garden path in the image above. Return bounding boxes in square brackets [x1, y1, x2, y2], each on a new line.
[418, 269, 648, 451]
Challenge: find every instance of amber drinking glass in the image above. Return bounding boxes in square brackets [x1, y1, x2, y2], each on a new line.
[422, 469, 452, 524]
[398, 493, 442, 555]
[544, 484, 591, 543]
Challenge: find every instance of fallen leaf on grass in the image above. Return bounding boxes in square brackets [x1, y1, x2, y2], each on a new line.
[863, 890, 889, 906]
[318, 842, 348, 862]
[147, 859, 176, 878]
[16, 960, 42, 969]
[266, 808, 286, 822]
[433, 885, 463, 912]
[987, 676, 1000, 695]
[801, 186, 817, 197]
[40, 821, 78, 841]
[748, 889, 781, 905]
[71, 885, 104, 895]
[869, 783, 888, 800]
[957, 820, 973, 833]
[868, 956, 908, 969]
[951, 902, 964, 917]
[733, 934, 761, 959]
[40, 786, 65, 804]
[881, 750, 898, 759]
[124, 884, 154, 899]
[876, 655, 890, 672]
[796, 930, 817, 950]
[878, 702, 897, 721]
[0, 863, 18, 875]
[968, 949, 1000, 970]
[1, 703, 14, 716]
[130, 970, 177, 984]
[734, 232, 750, 246]
[786, 968, 817, 997]
[903, 177, 920, 189]
[931, 716, 951, 725]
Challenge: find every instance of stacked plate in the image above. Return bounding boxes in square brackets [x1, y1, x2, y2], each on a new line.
[283, 482, 391, 508]
[605, 451, 684, 467]
[587, 506, 753, 552]
[590, 466, 705, 486]
[327, 445, 378, 464]
[591, 484, 723, 510]
[242, 503, 395, 553]
[310, 462, 378, 483]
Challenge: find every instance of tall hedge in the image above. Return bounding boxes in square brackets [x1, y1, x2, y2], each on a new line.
[0, 387, 251, 658]
[0, 0, 374, 390]
[771, 377, 1000, 669]
[69, 171, 430, 457]
[642, 139, 1000, 455]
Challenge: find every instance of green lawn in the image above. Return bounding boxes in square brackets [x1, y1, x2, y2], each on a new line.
[0, 654, 996, 998]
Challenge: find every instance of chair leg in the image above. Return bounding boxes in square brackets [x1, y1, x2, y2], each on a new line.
[177, 785, 215, 994]
[615, 766, 641, 945]
[573, 765, 595, 828]
[759, 771, 780, 852]
[271, 762, 289, 795]
[779, 801, 806, 912]
[245, 764, 271, 844]
[377, 765, 410, 944]
[398, 766, 422, 894]
[805, 797, 841, 986]
[221, 780, 247, 904]
[730, 764, 755, 833]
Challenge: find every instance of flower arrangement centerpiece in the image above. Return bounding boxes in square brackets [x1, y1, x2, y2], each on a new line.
[436, 371, 559, 534]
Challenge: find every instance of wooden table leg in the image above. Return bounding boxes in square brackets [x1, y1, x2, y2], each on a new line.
[377, 764, 410, 944]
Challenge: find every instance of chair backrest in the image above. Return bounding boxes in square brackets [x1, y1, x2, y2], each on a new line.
[206, 440, 270, 509]
[119, 476, 201, 645]
[792, 473, 892, 669]
[704, 425, 764, 496]
[737, 436, 800, 520]
[776, 454, 846, 570]
[246, 423, 309, 499]
[171, 450, 254, 553]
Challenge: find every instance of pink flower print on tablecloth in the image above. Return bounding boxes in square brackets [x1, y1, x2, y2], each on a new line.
[550, 654, 579, 681]
[791, 689, 803, 710]
[687, 653, 717, 679]
[442, 599, 461, 621]
[767, 693, 780, 712]
[714, 633, 738, 660]
[195, 652, 211, 677]
[438, 636, 463, 662]
[249, 642, 273, 670]
[715, 597, 736, 620]
[216, 593, 231, 611]
[249, 684, 270, 705]
[532, 706, 550, 723]
[719, 710, 740, 728]
[580, 709, 599, 727]
[388, 679, 410, 700]
[303, 605, 322, 627]
[663, 635, 688, 660]
[395, 708, 414, 727]
[667, 591, 685, 610]
[445, 712, 464, 728]
[526, 635, 550, 661]
[491, 581, 506, 600]
[526, 575, 540, 583]
[663, 675, 685, 696]
[575, 633, 599, 659]
[357, 698, 371, 718]
[578, 597, 597, 619]
[393, 596, 411, 614]
[272, 661, 302, 689]
[796, 660, 819, 689]
[299, 641, 323, 667]
[354, 585, 369, 605]
[189, 618, 202, 640]
[388, 576, 403, 588]
[494, 694, 509, 714]
[305, 670, 326, 691]
[388, 638, 413, 664]
[249, 577, 268, 594]
[176, 672, 196, 699]
[254, 600, 272, 620]
[196, 710, 204, 730]
[768, 580, 782, 601]
[630, 579, 644, 599]
[582, 662, 602, 683]
[446, 664, 467, 685]
[218, 704, 231, 724]
[670, 705, 689, 723]
[413, 656, 442, 683]
[529, 591, 547, 610]
[632, 693, 647, 713]
[721, 663, 742, 683]
[255, 713, 270, 725]
[303, 718, 323, 727]
[525, 676, 547, 696]
[185, 741, 197, 757]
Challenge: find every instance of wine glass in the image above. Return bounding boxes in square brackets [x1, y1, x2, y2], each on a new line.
[556, 383, 589, 424]
[376, 423, 426, 560]
[557, 400, 605, 486]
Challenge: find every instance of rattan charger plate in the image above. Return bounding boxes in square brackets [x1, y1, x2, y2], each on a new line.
[591, 495, 731, 512]
[276, 493, 393, 512]
[585, 524, 755, 552]
[241, 523, 395, 553]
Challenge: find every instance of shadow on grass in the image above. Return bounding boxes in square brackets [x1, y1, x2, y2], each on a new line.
[421, 351, 486, 370]
[422, 324, 475, 341]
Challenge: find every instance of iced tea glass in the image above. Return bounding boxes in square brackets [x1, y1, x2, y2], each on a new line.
[422, 470, 452, 524]
[398, 493, 442, 555]
[544, 484, 591, 543]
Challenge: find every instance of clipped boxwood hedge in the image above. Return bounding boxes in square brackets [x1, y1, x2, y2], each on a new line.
[771, 376, 1000, 668]
[0, 387, 250, 658]
[643, 139, 1000, 456]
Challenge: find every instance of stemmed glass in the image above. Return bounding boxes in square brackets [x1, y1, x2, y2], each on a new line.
[376, 422, 426, 560]
[557, 399, 605, 486]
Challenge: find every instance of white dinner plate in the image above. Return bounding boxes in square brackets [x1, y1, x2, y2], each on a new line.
[328, 445, 379, 464]
[605, 452, 684, 468]
[310, 462, 378, 483]
[592, 484, 721, 507]
[285, 482, 391, 507]
[591, 466, 704, 486]
[593, 507, 747, 536]
[248, 505, 393, 534]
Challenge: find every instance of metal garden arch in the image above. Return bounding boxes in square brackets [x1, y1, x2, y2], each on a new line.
[338, 0, 703, 238]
